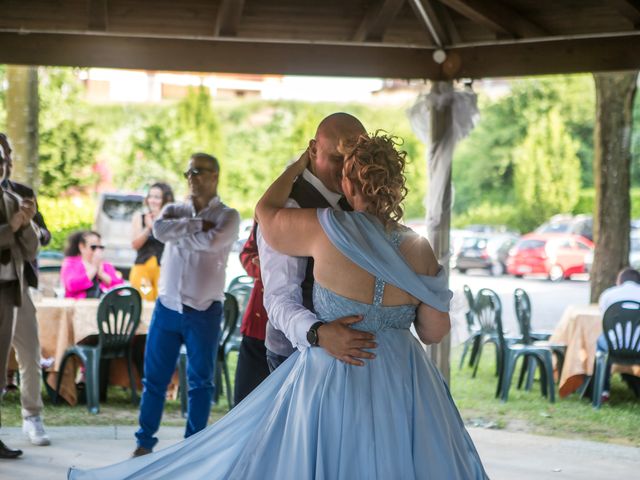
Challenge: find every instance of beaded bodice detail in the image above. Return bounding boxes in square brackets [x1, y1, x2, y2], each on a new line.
[313, 227, 417, 333]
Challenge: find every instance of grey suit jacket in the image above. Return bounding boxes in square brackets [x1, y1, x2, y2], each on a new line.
[0, 188, 39, 307]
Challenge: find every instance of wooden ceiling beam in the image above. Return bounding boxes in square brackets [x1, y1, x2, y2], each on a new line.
[0, 31, 439, 78]
[409, 0, 451, 46]
[214, 0, 245, 37]
[611, 0, 640, 28]
[436, 0, 547, 39]
[88, 0, 108, 32]
[448, 35, 640, 78]
[353, 0, 407, 42]
[1, 31, 639, 80]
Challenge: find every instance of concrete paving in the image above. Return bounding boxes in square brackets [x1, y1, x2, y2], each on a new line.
[0, 425, 638, 479]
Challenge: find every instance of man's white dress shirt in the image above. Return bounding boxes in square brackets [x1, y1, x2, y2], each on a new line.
[153, 196, 240, 313]
[258, 169, 342, 351]
[599, 281, 640, 314]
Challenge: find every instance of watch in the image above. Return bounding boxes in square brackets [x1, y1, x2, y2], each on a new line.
[306, 321, 324, 347]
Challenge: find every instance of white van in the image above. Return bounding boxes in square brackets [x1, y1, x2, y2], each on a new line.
[94, 192, 144, 275]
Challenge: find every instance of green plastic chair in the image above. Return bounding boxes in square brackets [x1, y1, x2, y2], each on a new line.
[474, 288, 555, 403]
[513, 288, 566, 391]
[55, 286, 142, 413]
[179, 292, 240, 416]
[459, 285, 482, 370]
[592, 300, 640, 409]
[226, 276, 254, 355]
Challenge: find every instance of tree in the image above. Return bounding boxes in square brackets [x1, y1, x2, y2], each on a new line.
[37, 67, 101, 196]
[6, 66, 39, 187]
[513, 108, 582, 232]
[590, 72, 638, 303]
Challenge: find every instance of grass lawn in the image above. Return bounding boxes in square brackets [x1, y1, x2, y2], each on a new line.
[1, 353, 239, 429]
[450, 345, 640, 447]
[2, 347, 639, 447]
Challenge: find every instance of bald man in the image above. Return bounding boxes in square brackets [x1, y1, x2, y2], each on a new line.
[257, 113, 377, 372]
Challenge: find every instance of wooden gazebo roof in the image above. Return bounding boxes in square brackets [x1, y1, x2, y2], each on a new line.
[1, 1, 640, 78]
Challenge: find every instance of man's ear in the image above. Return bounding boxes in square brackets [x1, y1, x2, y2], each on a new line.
[308, 139, 317, 159]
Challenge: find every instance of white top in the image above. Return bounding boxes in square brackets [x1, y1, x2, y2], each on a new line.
[154, 196, 240, 313]
[258, 169, 343, 350]
[598, 281, 640, 314]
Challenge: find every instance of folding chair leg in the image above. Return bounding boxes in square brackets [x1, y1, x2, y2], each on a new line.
[543, 353, 555, 403]
[525, 358, 537, 391]
[472, 341, 485, 378]
[469, 335, 481, 367]
[500, 351, 517, 402]
[85, 350, 101, 414]
[178, 352, 188, 418]
[459, 340, 471, 370]
[222, 358, 232, 409]
[517, 356, 528, 390]
[127, 351, 139, 405]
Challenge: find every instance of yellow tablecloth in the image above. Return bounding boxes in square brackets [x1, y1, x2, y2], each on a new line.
[550, 304, 640, 397]
[36, 298, 155, 406]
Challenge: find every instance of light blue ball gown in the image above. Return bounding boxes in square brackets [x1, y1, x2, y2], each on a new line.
[69, 209, 488, 480]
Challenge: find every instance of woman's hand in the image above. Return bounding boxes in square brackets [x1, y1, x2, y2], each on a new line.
[290, 148, 310, 176]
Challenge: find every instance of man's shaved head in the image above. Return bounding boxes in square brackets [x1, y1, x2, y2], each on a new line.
[308, 113, 366, 194]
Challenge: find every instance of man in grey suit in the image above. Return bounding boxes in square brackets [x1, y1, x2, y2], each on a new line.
[0, 141, 38, 459]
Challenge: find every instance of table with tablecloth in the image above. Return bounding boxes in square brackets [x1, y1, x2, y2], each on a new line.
[35, 297, 156, 406]
[549, 304, 640, 397]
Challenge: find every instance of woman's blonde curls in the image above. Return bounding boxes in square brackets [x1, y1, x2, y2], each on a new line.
[343, 131, 408, 229]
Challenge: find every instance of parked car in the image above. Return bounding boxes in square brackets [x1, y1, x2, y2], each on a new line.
[536, 214, 593, 241]
[506, 233, 593, 281]
[453, 233, 518, 276]
[94, 192, 145, 275]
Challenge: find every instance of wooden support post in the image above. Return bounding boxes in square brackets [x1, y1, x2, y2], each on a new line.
[425, 80, 453, 383]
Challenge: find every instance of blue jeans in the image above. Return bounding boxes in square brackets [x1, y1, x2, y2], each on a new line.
[596, 334, 611, 392]
[266, 349, 290, 373]
[135, 299, 222, 450]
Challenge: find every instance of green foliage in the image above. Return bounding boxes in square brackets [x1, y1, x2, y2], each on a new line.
[118, 86, 223, 195]
[38, 120, 101, 196]
[453, 75, 595, 216]
[452, 202, 520, 231]
[513, 109, 581, 232]
[573, 187, 640, 219]
[38, 196, 96, 251]
[37, 68, 102, 196]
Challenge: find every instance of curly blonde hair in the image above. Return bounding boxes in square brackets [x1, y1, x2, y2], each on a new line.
[343, 131, 408, 228]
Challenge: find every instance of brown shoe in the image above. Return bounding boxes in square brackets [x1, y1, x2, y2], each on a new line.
[132, 446, 152, 458]
[0, 440, 23, 459]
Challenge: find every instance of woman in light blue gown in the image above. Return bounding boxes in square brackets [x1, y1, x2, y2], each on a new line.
[69, 132, 488, 479]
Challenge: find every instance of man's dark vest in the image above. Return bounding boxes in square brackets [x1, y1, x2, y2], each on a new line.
[265, 175, 351, 357]
[289, 176, 334, 312]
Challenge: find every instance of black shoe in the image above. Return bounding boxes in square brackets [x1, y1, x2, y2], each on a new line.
[132, 446, 152, 458]
[0, 440, 23, 459]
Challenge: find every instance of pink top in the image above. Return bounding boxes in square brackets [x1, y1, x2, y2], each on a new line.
[61, 255, 124, 299]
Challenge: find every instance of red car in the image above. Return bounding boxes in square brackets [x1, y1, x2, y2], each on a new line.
[506, 233, 594, 281]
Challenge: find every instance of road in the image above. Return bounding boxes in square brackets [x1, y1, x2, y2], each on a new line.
[448, 270, 591, 346]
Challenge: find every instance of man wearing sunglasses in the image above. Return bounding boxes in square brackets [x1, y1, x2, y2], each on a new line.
[0, 137, 39, 459]
[134, 152, 240, 457]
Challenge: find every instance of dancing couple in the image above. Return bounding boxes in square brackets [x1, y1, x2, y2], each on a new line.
[69, 113, 487, 479]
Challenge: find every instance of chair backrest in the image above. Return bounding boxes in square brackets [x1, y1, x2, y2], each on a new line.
[602, 301, 640, 365]
[474, 288, 505, 344]
[96, 286, 142, 354]
[228, 279, 254, 321]
[514, 288, 533, 344]
[463, 285, 475, 332]
[227, 274, 254, 293]
[219, 292, 240, 350]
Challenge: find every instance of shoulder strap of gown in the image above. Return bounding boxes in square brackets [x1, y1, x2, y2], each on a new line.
[316, 208, 452, 312]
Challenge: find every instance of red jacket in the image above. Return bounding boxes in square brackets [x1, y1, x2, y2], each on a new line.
[239, 223, 268, 340]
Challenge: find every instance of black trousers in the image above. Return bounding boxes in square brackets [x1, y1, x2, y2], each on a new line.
[233, 335, 270, 406]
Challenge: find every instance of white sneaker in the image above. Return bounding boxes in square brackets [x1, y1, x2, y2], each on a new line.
[22, 415, 51, 446]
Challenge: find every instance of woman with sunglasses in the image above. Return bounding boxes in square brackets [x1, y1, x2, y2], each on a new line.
[129, 183, 174, 301]
[60, 230, 124, 299]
